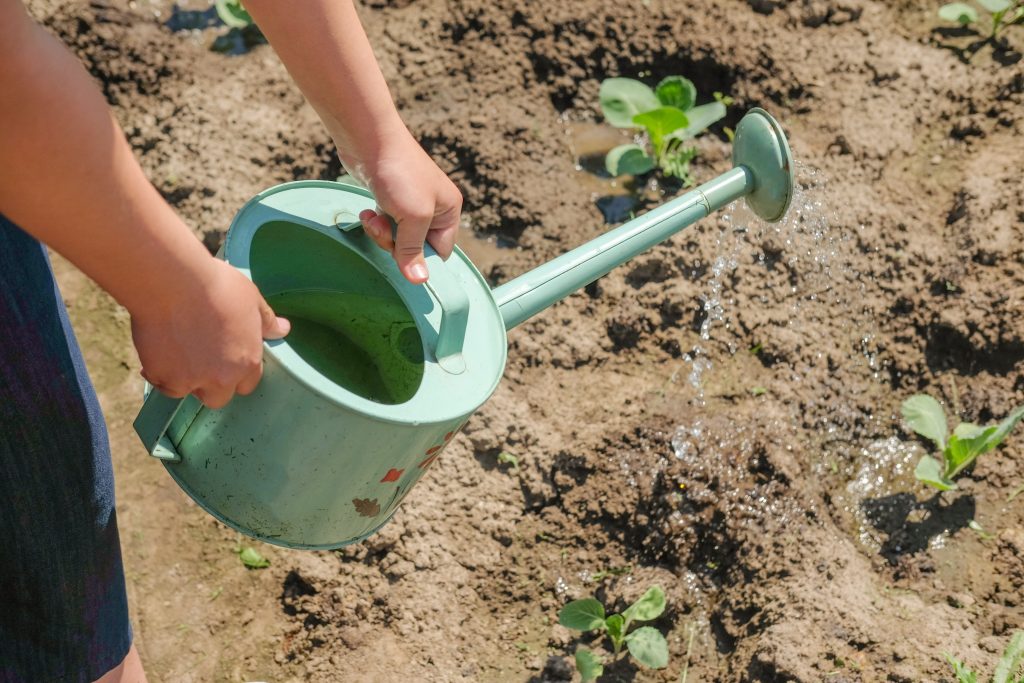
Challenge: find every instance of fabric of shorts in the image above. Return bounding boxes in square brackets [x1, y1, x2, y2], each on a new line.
[0, 213, 132, 682]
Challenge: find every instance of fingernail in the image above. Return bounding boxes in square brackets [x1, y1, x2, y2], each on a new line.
[409, 262, 429, 281]
[276, 316, 291, 335]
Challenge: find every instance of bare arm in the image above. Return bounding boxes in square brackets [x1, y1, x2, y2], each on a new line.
[242, 0, 463, 284]
[0, 0, 288, 408]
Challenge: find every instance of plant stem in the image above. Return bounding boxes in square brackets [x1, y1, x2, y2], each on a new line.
[679, 622, 696, 683]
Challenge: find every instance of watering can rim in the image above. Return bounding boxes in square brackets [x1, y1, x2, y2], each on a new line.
[223, 179, 509, 426]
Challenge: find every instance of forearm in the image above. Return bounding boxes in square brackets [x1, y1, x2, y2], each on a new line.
[0, 4, 213, 316]
[241, 0, 410, 177]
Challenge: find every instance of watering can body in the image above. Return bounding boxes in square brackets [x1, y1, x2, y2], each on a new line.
[134, 108, 794, 549]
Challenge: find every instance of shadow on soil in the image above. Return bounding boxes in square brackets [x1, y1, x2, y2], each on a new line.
[860, 491, 975, 561]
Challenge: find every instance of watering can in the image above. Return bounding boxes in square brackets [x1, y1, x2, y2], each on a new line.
[134, 108, 793, 549]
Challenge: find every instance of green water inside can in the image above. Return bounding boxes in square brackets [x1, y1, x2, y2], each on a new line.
[250, 221, 425, 405]
[265, 291, 424, 404]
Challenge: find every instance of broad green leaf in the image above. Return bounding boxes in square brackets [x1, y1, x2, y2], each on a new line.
[606, 144, 655, 176]
[599, 78, 661, 128]
[978, 0, 1012, 12]
[953, 422, 988, 439]
[945, 653, 979, 683]
[667, 101, 727, 140]
[938, 2, 979, 24]
[982, 404, 1024, 453]
[901, 395, 948, 450]
[574, 648, 604, 682]
[215, 0, 253, 28]
[559, 598, 606, 631]
[606, 613, 625, 643]
[622, 586, 666, 623]
[632, 107, 689, 147]
[994, 631, 1024, 683]
[239, 546, 269, 568]
[946, 427, 997, 478]
[655, 76, 697, 110]
[915, 455, 956, 491]
[624, 626, 669, 669]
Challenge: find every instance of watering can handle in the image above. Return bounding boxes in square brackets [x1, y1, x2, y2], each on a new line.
[338, 217, 470, 375]
[133, 387, 184, 463]
[422, 244, 470, 375]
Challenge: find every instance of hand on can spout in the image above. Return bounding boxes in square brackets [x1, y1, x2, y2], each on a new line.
[133, 258, 290, 410]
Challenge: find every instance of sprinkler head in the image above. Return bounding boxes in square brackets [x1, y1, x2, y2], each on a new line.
[732, 108, 795, 223]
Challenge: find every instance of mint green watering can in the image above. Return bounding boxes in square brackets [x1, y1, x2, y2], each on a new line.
[134, 108, 793, 549]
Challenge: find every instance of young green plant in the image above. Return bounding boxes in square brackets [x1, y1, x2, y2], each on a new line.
[599, 76, 728, 186]
[215, 0, 253, 28]
[902, 394, 1024, 491]
[939, 1, 1024, 38]
[558, 585, 669, 681]
[945, 631, 1024, 683]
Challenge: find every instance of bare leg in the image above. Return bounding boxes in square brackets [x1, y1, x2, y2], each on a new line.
[94, 645, 148, 683]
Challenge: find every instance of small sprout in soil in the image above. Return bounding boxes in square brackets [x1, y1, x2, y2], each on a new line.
[901, 394, 1024, 491]
[238, 546, 270, 569]
[559, 585, 669, 681]
[215, 0, 253, 28]
[968, 519, 996, 540]
[497, 451, 520, 471]
[938, 1, 1024, 38]
[587, 565, 632, 582]
[750, 386, 768, 397]
[1009, 482, 1024, 501]
[599, 76, 728, 186]
[945, 631, 1024, 683]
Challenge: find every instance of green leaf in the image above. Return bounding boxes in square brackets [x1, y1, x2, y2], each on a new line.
[655, 76, 697, 110]
[559, 598, 607, 631]
[606, 614, 625, 643]
[994, 631, 1024, 683]
[238, 546, 269, 569]
[215, 0, 253, 28]
[631, 107, 689, 147]
[574, 648, 604, 682]
[901, 395, 948, 450]
[624, 626, 669, 669]
[622, 586, 666, 623]
[606, 144, 656, 176]
[599, 78, 661, 128]
[978, 0, 1012, 12]
[946, 427, 998, 478]
[982, 404, 1024, 453]
[667, 102, 727, 140]
[938, 2, 979, 24]
[945, 653, 979, 683]
[915, 455, 956, 491]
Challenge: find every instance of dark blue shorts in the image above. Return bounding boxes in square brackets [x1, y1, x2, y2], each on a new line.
[0, 214, 132, 682]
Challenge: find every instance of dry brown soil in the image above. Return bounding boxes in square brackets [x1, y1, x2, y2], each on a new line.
[26, 0, 1024, 680]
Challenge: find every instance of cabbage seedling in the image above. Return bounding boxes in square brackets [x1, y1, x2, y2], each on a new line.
[599, 76, 727, 186]
[938, 1, 1024, 38]
[559, 585, 669, 681]
[215, 0, 253, 29]
[901, 394, 1024, 491]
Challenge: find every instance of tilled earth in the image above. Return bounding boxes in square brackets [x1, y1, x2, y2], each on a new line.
[30, 0, 1024, 680]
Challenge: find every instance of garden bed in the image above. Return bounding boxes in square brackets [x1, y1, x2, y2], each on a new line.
[36, 0, 1024, 679]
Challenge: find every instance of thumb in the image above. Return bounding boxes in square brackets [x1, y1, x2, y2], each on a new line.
[259, 298, 290, 340]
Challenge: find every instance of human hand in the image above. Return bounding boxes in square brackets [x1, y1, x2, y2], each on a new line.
[131, 258, 290, 409]
[356, 129, 463, 284]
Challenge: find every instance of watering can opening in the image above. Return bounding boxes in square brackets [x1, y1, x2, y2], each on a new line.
[248, 220, 426, 405]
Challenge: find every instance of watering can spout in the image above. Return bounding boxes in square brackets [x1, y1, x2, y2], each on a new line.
[492, 107, 794, 330]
